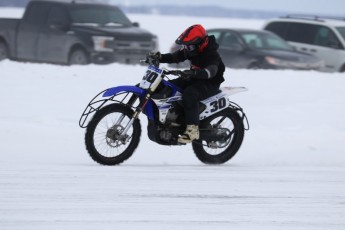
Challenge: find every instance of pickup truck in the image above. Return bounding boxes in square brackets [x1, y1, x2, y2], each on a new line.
[0, 0, 159, 65]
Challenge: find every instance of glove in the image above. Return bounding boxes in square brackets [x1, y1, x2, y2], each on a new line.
[180, 69, 196, 80]
[147, 51, 161, 61]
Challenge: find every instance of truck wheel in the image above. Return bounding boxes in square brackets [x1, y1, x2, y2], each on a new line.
[0, 42, 8, 61]
[69, 49, 89, 65]
[340, 64, 345, 73]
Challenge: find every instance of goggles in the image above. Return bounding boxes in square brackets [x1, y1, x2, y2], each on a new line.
[183, 45, 196, 51]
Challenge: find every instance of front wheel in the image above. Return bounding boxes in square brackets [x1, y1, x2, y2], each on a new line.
[85, 104, 141, 165]
[69, 49, 89, 65]
[339, 64, 345, 73]
[192, 108, 245, 164]
[0, 41, 8, 61]
[248, 62, 260, 69]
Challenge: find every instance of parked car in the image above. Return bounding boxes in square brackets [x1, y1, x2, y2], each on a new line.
[0, 0, 159, 65]
[263, 15, 345, 72]
[206, 28, 323, 70]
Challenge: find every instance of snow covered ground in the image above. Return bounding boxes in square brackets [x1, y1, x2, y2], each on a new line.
[1, 8, 345, 230]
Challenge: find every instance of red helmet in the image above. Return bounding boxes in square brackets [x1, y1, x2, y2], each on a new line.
[175, 24, 209, 57]
[176, 24, 207, 46]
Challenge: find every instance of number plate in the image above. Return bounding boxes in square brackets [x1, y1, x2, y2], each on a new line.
[139, 65, 163, 89]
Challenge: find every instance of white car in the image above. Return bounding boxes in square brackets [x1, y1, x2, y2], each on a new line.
[263, 15, 345, 72]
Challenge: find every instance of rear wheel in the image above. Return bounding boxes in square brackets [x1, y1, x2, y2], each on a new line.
[0, 41, 8, 61]
[192, 108, 245, 164]
[85, 104, 141, 165]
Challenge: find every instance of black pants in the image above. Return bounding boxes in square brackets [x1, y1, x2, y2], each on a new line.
[170, 78, 220, 125]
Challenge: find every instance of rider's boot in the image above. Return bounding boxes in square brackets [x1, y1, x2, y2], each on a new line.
[178, 125, 199, 144]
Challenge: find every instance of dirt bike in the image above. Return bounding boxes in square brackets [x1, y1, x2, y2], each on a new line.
[79, 57, 249, 165]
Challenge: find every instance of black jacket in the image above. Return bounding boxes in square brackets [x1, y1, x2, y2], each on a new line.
[161, 35, 225, 85]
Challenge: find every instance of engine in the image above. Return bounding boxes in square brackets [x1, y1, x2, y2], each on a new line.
[147, 120, 182, 145]
[165, 108, 179, 123]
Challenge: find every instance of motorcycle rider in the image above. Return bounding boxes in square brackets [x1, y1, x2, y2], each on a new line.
[149, 24, 225, 144]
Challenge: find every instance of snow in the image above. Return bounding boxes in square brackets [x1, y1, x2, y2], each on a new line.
[1, 8, 345, 230]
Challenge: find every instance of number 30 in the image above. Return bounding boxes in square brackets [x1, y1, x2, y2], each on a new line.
[210, 97, 226, 112]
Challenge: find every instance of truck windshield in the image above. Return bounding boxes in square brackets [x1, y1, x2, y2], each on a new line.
[70, 7, 132, 27]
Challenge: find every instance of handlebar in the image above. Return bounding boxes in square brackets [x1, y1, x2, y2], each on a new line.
[140, 56, 160, 68]
[163, 70, 184, 77]
[140, 58, 184, 78]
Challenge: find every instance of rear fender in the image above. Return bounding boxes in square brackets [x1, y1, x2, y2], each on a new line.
[220, 86, 248, 96]
[199, 86, 249, 130]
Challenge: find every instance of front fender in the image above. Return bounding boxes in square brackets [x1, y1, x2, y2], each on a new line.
[103, 85, 145, 97]
[79, 85, 155, 128]
[102, 85, 156, 121]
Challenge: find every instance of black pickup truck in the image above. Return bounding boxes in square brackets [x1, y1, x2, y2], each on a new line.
[0, 0, 159, 65]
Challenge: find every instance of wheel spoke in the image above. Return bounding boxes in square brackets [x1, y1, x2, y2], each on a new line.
[93, 112, 133, 158]
[85, 104, 141, 165]
[201, 116, 235, 155]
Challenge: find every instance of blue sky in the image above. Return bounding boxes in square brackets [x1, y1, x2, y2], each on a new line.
[110, 0, 345, 16]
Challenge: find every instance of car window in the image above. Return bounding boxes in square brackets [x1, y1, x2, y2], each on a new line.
[240, 32, 293, 51]
[336, 27, 345, 41]
[266, 36, 290, 49]
[207, 31, 222, 41]
[47, 6, 69, 26]
[241, 34, 262, 48]
[265, 22, 289, 39]
[268, 21, 343, 49]
[285, 22, 341, 48]
[71, 6, 132, 26]
[24, 3, 50, 25]
[221, 32, 242, 47]
[313, 26, 340, 48]
[286, 22, 317, 44]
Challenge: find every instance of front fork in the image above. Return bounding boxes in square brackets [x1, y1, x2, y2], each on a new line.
[116, 93, 151, 142]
